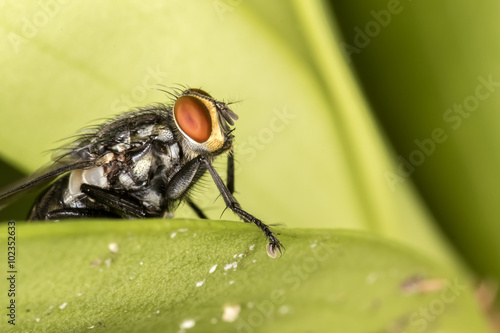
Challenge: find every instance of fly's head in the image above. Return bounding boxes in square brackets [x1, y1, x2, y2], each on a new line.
[172, 88, 238, 157]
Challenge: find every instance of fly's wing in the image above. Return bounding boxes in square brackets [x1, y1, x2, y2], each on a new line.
[0, 160, 95, 208]
[0, 128, 100, 208]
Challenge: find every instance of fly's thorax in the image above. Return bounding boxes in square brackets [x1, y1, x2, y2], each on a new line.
[64, 139, 179, 210]
[93, 123, 175, 155]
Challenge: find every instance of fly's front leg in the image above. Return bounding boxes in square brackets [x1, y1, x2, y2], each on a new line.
[200, 156, 283, 258]
[227, 149, 235, 194]
[163, 157, 207, 216]
[189, 149, 234, 219]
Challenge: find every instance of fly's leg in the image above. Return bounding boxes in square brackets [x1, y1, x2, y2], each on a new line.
[227, 149, 235, 194]
[163, 157, 208, 218]
[80, 183, 151, 218]
[186, 150, 234, 219]
[186, 198, 208, 219]
[200, 156, 283, 258]
[47, 208, 121, 220]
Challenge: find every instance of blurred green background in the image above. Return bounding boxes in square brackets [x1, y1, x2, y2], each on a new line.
[331, 0, 500, 286]
[0, 0, 499, 331]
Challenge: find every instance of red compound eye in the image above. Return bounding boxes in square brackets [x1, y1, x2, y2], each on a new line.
[174, 96, 212, 143]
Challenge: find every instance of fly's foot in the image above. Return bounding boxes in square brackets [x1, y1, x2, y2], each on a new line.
[266, 235, 284, 259]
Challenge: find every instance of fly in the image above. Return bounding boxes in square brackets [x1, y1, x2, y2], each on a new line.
[0, 87, 283, 258]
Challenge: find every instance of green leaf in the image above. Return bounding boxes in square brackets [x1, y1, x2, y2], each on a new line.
[0, 220, 491, 332]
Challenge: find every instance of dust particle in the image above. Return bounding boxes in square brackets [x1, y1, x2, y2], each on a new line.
[180, 319, 196, 329]
[224, 262, 238, 271]
[108, 242, 119, 253]
[401, 275, 446, 294]
[222, 304, 241, 322]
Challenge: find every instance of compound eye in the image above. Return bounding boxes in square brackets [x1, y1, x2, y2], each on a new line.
[174, 96, 212, 143]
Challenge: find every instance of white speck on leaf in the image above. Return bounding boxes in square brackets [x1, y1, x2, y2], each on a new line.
[222, 304, 241, 322]
[209, 264, 217, 274]
[224, 262, 238, 271]
[140, 261, 144, 265]
[196, 279, 205, 287]
[59, 302, 67, 310]
[179, 228, 188, 232]
[249, 244, 255, 251]
[170, 232, 177, 238]
[229, 280, 234, 285]
[156, 310, 160, 314]
[180, 319, 196, 329]
[108, 242, 119, 253]
[77, 293, 83, 296]
[36, 318, 40, 322]
[88, 325, 94, 329]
